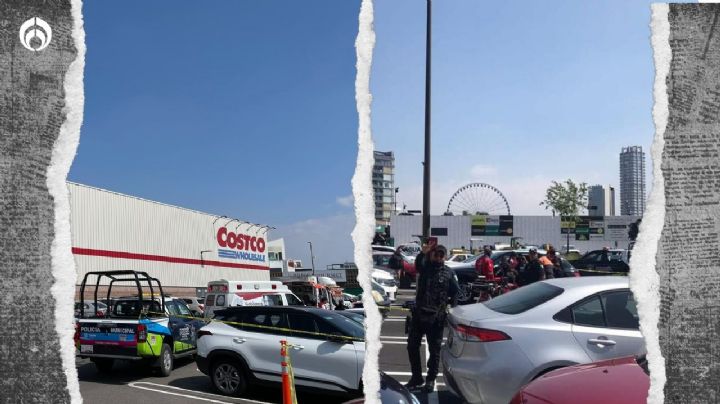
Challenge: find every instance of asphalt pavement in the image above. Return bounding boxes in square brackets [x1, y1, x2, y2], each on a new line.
[77, 355, 348, 404]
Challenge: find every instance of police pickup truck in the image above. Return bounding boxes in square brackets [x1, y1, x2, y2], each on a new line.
[75, 270, 205, 376]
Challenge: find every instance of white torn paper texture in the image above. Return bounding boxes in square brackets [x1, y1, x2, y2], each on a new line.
[47, 0, 85, 402]
[352, 0, 380, 402]
[628, 4, 668, 404]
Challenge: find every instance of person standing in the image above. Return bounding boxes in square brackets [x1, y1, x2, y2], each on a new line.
[406, 243, 459, 393]
[475, 246, 496, 282]
[520, 249, 546, 285]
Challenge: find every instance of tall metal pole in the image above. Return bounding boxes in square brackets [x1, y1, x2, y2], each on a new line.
[308, 241, 315, 275]
[422, 0, 432, 238]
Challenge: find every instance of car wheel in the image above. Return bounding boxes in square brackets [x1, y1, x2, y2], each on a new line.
[211, 359, 247, 396]
[158, 343, 173, 377]
[92, 358, 114, 374]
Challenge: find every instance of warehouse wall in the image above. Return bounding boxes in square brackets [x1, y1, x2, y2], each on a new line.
[70, 183, 270, 288]
[390, 214, 639, 253]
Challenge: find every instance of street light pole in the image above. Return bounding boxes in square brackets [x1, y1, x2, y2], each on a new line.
[307, 241, 316, 275]
[422, 0, 432, 239]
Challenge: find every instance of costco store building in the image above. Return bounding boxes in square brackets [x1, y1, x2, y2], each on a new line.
[70, 183, 271, 297]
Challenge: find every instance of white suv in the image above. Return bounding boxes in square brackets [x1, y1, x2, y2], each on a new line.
[195, 306, 365, 397]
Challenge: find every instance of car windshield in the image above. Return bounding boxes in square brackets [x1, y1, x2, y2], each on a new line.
[374, 277, 396, 287]
[483, 282, 564, 314]
[318, 312, 365, 339]
[373, 255, 392, 266]
[462, 255, 480, 263]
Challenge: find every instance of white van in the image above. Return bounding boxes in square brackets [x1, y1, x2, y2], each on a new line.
[371, 269, 398, 302]
[204, 280, 304, 318]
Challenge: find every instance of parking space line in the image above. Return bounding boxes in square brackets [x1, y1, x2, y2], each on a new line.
[127, 382, 273, 404]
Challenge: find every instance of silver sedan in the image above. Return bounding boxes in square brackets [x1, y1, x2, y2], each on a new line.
[441, 276, 645, 404]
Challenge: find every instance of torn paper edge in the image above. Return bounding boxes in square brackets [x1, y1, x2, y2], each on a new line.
[352, 0, 380, 402]
[628, 4, 669, 404]
[46, 0, 85, 402]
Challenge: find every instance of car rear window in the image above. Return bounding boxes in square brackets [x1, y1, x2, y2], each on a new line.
[484, 282, 564, 314]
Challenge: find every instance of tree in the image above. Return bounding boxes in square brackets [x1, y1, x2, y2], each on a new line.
[540, 179, 588, 254]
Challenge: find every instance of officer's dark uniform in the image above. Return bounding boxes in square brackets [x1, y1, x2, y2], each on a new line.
[406, 249, 459, 391]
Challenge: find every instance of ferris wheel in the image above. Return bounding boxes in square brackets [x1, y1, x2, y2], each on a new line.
[446, 183, 511, 216]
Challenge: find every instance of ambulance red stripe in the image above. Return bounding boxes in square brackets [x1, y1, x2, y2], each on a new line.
[72, 247, 269, 271]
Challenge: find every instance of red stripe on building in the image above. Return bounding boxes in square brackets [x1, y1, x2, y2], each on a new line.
[72, 247, 269, 271]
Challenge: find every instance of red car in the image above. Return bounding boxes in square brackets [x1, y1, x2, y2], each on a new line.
[510, 356, 649, 404]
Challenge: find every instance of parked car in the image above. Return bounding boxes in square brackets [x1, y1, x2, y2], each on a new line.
[571, 249, 630, 275]
[342, 372, 420, 404]
[372, 269, 398, 302]
[74, 301, 107, 318]
[441, 277, 645, 404]
[76, 270, 206, 376]
[510, 355, 649, 404]
[196, 306, 365, 397]
[180, 296, 205, 316]
[445, 253, 473, 268]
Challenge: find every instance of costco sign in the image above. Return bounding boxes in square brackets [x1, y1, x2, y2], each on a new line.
[216, 227, 266, 263]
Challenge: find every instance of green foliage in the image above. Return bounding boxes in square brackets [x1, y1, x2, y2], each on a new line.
[540, 179, 588, 221]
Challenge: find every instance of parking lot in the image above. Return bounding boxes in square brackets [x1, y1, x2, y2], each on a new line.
[77, 288, 462, 404]
[77, 355, 350, 404]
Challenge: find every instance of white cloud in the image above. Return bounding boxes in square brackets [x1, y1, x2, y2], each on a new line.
[336, 194, 354, 207]
[272, 213, 356, 270]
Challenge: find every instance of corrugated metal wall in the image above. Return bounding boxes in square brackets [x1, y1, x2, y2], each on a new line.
[70, 183, 270, 287]
[390, 215, 639, 252]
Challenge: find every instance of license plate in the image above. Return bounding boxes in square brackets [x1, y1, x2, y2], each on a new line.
[80, 344, 93, 353]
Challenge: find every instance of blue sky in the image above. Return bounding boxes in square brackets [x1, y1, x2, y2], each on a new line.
[70, 1, 361, 268]
[373, 0, 691, 216]
[70, 1, 689, 269]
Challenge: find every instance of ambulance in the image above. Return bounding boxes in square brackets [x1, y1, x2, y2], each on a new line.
[203, 280, 305, 318]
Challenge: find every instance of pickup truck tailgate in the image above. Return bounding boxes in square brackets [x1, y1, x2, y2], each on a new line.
[77, 319, 140, 358]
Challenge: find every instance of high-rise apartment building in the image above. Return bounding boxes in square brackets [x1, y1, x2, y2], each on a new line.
[619, 146, 646, 216]
[588, 184, 616, 216]
[373, 151, 395, 227]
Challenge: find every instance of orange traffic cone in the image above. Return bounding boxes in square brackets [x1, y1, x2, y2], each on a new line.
[281, 340, 298, 404]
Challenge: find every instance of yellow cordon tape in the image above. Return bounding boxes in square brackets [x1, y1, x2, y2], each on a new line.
[145, 312, 365, 342]
[577, 269, 628, 276]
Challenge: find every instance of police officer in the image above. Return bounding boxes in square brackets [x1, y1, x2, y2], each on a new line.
[406, 243, 459, 393]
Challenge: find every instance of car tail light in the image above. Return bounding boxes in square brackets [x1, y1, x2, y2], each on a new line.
[96, 311, 104, 318]
[236, 284, 242, 290]
[272, 284, 277, 290]
[198, 304, 205, 310]
[197, 330, 212, 339]
[74, 322, 80, 343]
[453, 323, 510, 342]
[137, 324, 147, 343]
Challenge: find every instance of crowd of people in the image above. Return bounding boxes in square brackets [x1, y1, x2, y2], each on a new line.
[475, 244, 573, 287]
